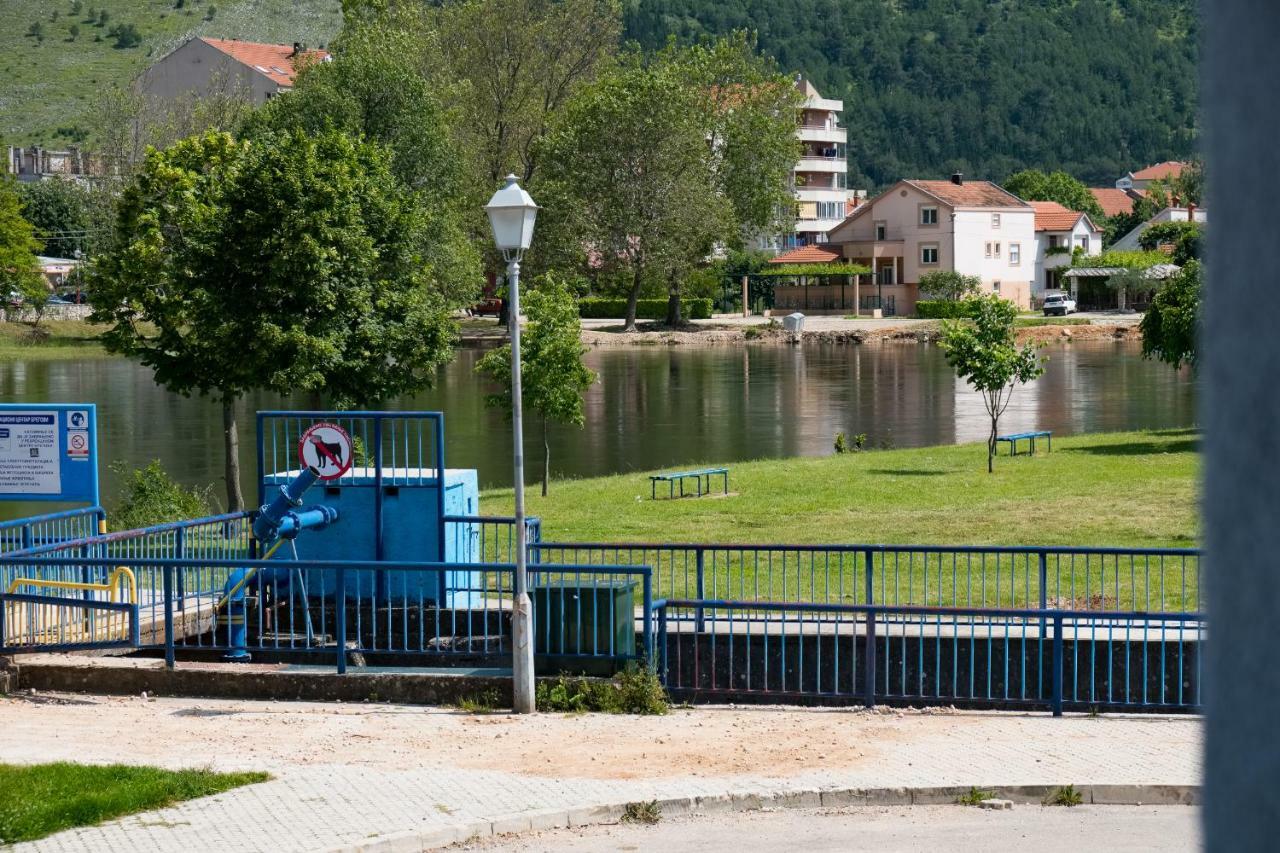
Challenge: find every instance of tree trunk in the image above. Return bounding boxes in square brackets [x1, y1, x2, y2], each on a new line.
[665, 276, 682, 327]
[624, 268, 642, 332]
[542, 418, 550, 498]
[988, 411, 998, 474]
[223, 396, 245, 511]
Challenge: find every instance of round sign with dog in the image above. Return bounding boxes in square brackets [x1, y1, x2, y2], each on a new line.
[298, 422, 354, 481]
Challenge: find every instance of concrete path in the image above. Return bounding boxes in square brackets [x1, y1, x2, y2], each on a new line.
[0, 692, 1200, 852]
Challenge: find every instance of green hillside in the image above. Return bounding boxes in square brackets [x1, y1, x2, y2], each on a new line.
[0, 0, 341, 145]
[623, 0, 1199, 186]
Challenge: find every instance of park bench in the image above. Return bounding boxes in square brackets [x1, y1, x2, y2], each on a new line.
[995, 430, 1052, 456]
[650, 467, 730, 500]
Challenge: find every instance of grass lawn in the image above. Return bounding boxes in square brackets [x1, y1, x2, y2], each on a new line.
[0, 763, 268, 844]
[0, 319, 109, 359]
[482, 430, 1199, 608]
[1015, 317, 1091, 327]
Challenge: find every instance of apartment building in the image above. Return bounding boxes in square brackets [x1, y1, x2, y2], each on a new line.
[775, 78, 855, 250]
[826, 174, 1036, 314]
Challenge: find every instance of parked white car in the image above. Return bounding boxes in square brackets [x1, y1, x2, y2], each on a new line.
[1042, 292, 1077, 317]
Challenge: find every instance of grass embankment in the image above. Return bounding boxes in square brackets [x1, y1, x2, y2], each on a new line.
[0, 763, 268, 844]
[0, 319, 108, 359]
[485, 431, 1198, 608]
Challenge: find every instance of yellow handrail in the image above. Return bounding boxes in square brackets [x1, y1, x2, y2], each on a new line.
[6, 566, 137, 605]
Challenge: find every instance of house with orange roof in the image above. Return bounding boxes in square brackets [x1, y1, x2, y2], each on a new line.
[1088, 186, 1142, 219]
[136, 37, 331, 104]
[1029, 201, 1102, 296]
[824, 174, 1035, 314]
[1116, 161, 1189, 192]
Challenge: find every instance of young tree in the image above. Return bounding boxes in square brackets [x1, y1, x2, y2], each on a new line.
[1140, 260, 1201, 370]
[90, 130, 471, 510]
[941, 295, 1045, 473]
[475, 277, 596, 495]
[1002, 168, 1105, 220]
[0, 179, 47, 323]
[919, 270, 980, 301]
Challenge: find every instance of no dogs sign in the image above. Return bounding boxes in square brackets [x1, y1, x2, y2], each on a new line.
[298, 422, 354, 481]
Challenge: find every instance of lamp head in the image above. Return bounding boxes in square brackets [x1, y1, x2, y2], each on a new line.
[485, 174, 538, 259]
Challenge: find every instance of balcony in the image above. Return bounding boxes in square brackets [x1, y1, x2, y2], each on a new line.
[843, 235, 906, 259]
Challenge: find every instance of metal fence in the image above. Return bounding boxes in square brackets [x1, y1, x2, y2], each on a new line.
[0, 506, 105, 556]
[653, 599, 1203, 714]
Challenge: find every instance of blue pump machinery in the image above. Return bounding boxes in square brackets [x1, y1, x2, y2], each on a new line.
[220, 466, 339, 661]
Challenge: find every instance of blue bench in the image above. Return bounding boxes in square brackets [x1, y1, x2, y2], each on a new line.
[650, 467, 730, 500]
[996, 430, 1052, 456]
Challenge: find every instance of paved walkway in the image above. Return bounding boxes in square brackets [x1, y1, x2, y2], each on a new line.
[0, 692, 1200, 852]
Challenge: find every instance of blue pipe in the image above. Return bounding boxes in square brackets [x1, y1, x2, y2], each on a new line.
[253, 466, 321, 543]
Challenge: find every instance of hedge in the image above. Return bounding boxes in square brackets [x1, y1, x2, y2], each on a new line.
[915, 298, 982, 319]
[577, 298, 713, 321]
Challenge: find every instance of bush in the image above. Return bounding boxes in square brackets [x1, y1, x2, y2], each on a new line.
[577, 297, 712, 321]
[915, 298, 982, 319]
[535, 665, 668, 714]
[109, 460, 215, 530]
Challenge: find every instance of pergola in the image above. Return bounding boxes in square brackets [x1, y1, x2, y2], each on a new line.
[757, 246, 872, 314]
[1062, 263, 1181, 310]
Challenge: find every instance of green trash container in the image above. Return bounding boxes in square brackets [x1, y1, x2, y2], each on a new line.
[533, 579, 636, 675]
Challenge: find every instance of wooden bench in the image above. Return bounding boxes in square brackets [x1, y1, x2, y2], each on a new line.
[996, 430, 1052, 456]
[649, 467, 730, 500]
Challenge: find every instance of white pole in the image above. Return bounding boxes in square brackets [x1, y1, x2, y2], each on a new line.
[507, 257, 536, 713]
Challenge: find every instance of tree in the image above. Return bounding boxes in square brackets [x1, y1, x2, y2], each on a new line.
[90, 130, 470, 511]
[108, 23, 141, 49]
[69, 23, 80, 39]
[1002, 169, 1104, 219]
[1140, 260, 1201, 370]
[27, 21, 45, 42]
[0, 179, 47, 324]
[18, 178, 94, 258]
[476, 277, 597, 495]
[919, 270, 980, 301]
[1139, 220, 1203, 265]
[941, 295, 1045, 473]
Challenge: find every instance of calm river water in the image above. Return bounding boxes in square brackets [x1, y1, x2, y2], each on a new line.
[0, 340, 1195, 512]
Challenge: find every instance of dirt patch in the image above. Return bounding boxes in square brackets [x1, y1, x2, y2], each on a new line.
[1016, 324, 1140, 344]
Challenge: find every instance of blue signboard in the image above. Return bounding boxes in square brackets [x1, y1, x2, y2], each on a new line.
[0, 404, 99, 505]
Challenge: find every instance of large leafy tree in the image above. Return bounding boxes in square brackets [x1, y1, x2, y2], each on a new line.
[0, 178, 47, 319]
[941, 296, 1045, 473]
[90, 130, 469, 511]
[1003, 169, 1104, 219]
[17, 178, 94, 259]
[476, 276, 597, 496]
[919, 270, 980, 302]
[1140, 260, 1201, 370]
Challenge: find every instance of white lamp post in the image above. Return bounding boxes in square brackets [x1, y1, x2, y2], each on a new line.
[485, 174, 539, 714]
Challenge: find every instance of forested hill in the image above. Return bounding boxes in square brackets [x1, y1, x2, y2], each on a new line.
[623, 0, 1199, 188]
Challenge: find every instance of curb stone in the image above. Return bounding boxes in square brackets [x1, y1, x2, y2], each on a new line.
[326, 783, 1201, 852]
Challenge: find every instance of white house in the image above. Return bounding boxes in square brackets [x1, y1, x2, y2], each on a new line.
[136, 38, 330, 104]
[825, 174, 1036, 314]
[1030, 201, 1103, 296]
[1116, 161, 1190, 192]
[1111, 205, 1207, 251]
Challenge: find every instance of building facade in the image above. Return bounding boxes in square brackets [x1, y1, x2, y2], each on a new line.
[780, 78, 855, 250]
[136, 38, 330, 104]
[1030, 201, 1103, 296]
[825, 175, 1036, 314]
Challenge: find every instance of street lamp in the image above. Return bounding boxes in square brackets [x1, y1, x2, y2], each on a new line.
[485, 174, 539, 714]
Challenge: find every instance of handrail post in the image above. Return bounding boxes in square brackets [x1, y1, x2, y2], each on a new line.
[1052, 612, 1064, 717]
[336, 567, 347, 674]
[695, 549, 706, 633]
[642, 570, 653, 664]
[658, 604, 668, 686]
[864, 548, 876, 709]
[162, 562, 175, 670]
[175, 528, 187, 610]
[1038, 551, 1049, 634]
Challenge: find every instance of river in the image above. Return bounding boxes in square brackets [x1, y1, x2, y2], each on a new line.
[0, 340, 1195, 513]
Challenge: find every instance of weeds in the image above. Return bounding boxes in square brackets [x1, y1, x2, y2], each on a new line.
[535, 666, 668, 715]
[955, 786, 994, 806]
[1044, 785, 1084, 807]
[455, 689, 502, 714]
[621, 800, 661, 824]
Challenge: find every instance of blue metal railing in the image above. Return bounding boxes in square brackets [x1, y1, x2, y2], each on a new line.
[0, 506, 106, 556]
[652, 598, 1204, 713]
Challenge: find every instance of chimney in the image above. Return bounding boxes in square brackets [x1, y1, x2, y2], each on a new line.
[951, 172, 964, 186]
[291, 41, 302, 57]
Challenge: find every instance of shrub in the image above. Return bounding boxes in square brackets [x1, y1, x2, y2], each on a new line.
[109, 460, 215, 530]
[919, 270, 980, 301]
[1044, 785, 1084, 807]
[915, 298, 982, 319]
[577, 298, 712, 321]
[535, 665, 668, 714]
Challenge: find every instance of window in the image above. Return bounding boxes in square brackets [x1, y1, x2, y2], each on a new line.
[1009, 242, 1020, 265]
[994, 242, 1002, 259]
[816, 201, 842, 220]
[1049, 234, 1060, 249]
[920, 206, 938, 226]
[1080, 235, 1091, 253]
[920, 245, 939, 265]
[992, 213, 1002, 228]
[875, 221, 887, 240]
[993, 280, 1002, 292]
[985, 242, 992, 258]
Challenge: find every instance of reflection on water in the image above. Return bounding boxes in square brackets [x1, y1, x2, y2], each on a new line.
[0, 340, 1195, 512]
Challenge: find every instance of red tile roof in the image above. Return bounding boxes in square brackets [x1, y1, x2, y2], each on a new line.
[1089, 188, 1136, 218]
[906, 179, 1031, 208]
[1131, 161, 1188, 181]
[199, 38, 329, 87]
[768, 245, 842, 264]
[1030, 201, 1085, 231]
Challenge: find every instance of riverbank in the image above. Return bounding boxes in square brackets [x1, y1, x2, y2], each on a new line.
[0, 319, 107, 360]
[482, 429, 1198, 548]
